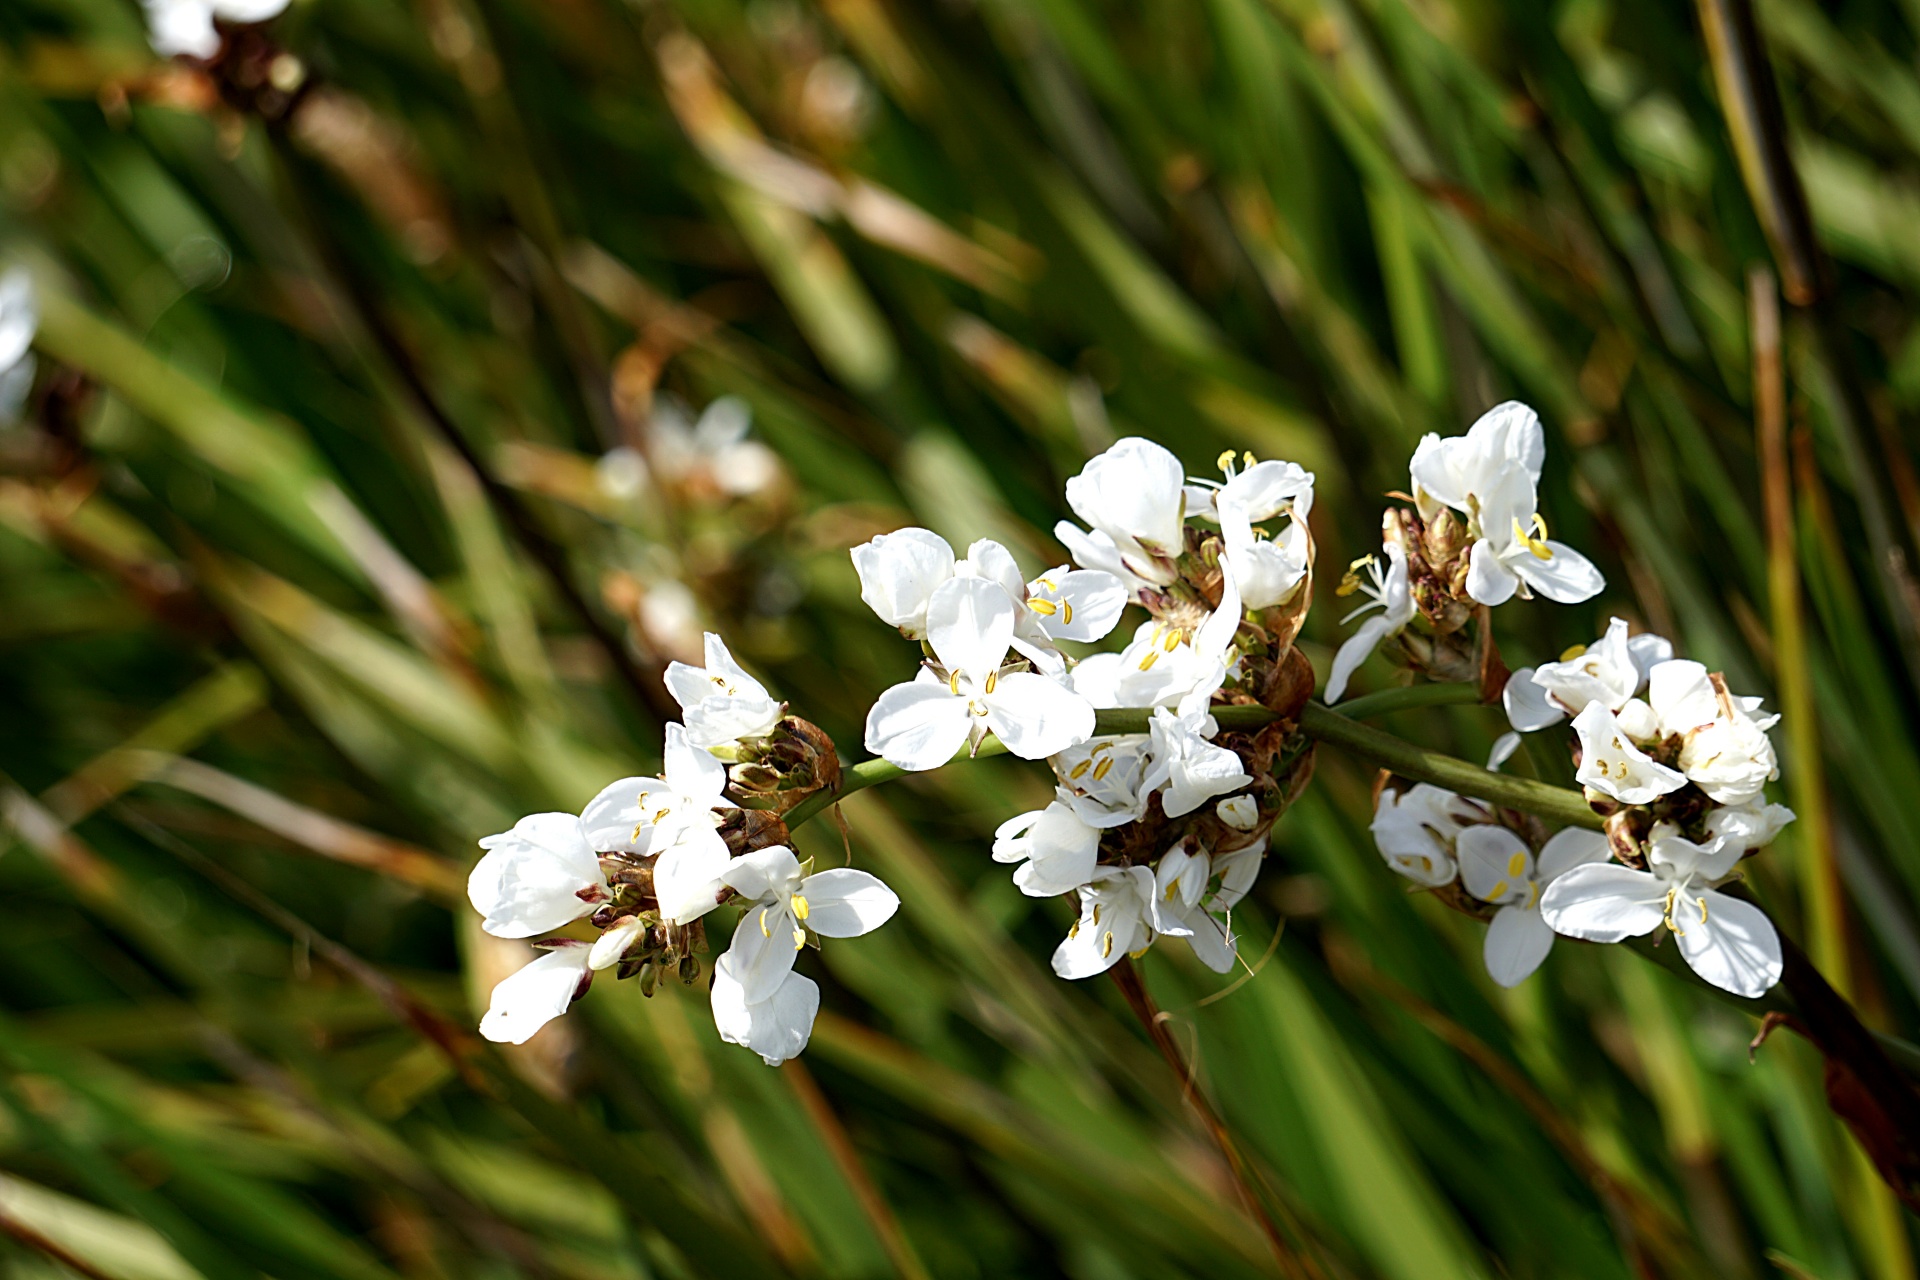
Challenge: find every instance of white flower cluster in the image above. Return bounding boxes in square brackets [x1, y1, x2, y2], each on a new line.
[467, 635, 899, 1064]
[854, 438, 1313, 982]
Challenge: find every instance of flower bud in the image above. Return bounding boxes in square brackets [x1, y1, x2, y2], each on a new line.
[727, 716, 844, 813]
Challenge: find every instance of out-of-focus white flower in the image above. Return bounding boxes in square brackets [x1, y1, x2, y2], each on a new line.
[1371, 783, 1470, 886]
[1571, 702, 1686, 804]
[143, 0, 289, 60]
[993, 796, 1101, 897]
[1142, 706, 1251, 819]
[710, 959, 819, 1065]
[0, 269, 35, 424]
[479, 942, 594, 1044]
[579, 724, 734, 924]
[1456, 826, 1609, 987]
[664, 632, 783, 750]
[1327, 544, 1415, 703]
[1051, 865, 1157, 978]
[1061, 437, 1188, 586]
[719, 844, 898, 1004]
[651, 396, 781, 497]
[1541, 828, 1782, 997]
[864, 576, 1095, 770]
[469, 813, 608, 939]
[1050, 737, 1152, 828]
[1410, 402, 1603, 607]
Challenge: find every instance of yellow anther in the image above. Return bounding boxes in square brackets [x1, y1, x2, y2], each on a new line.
[1511, 512, 1554, 560]
[1163, 629, 1181, 652]
[1092, 757, 1114, 781]
[985, 670, 998, 695]
[1069, 759, 1093, 780]
[1216, 449, 1237, 474]
[948, 671, 961, 695]
[1138, 650, 1160, 672]
[1062, 601, 1074, 625]
[1525, 880, 1541, 909]
[1336, 554, 1376, 598]
[1488, 879, 1510, 901]
[1559, 643, 1588, 661]
[1028, 598, 1059, 616]
[792, 894, 810, 921]
[759, 908, 772, 938]
[1068, 919, 1080, 939]
[1507, 851, 1528, 878]
[1243, 450, 1257, 470]
[793, 928, 806, 950]
[1165, 881, 1179, 901]
[1092, 742, 1111, 756]
[1091, 904, 1103, 925]
[1662, 887, 1686, 937]
[1102, 931, 1115, 959]
[1697, 896, 1709, 924]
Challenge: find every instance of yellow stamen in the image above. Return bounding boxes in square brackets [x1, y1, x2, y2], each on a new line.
[792, 894, 810, 921]
[985, 670, 998, 695]
[1697, 896, 1709, 924]
[1028, 598, 1059, 616]
[1092, 757, 1114, 781]
[1216, 449, 1236, 474]
[1510, 512, 1554, 560]
[1102, 931, 1115, 958]
[1068, 919, 1080, 939]
[1525, 880, 1540, 909]
[948, 671, 961, 695]
[1069, 759, 1093, 780]
[1062, 601, 1074, 625]
[759, 908, 772, 938]
[1092, 904, 1102, 925]
[793, 928, 806, 950]
[1488, 879, 1509, 901]
[1163, 629, 1181, 652]
[1243, 450, 1257, 470]
[1507, 851, 1527, 878]
[1138, 650, 1159, 672]
[1559, 643, 1588, 661]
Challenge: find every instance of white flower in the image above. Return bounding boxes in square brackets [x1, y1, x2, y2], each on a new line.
[1052, 865, 1157, 978]
[1022, 565, 1128, 644]
[1211, 836, 1267, 908]
[852, 527, 957, 638]
[1082, 559, 1244, 713]
[1142, 707, 1251, 818]
[719, 845, 898, 1004]
[1540, 828, 1783, 997]
[0, 269, 34, 423]
[579, 724, 734, 924]
[1326, 543, 1415, 703]
[993, 796, 1101, 896]
[1149, 844, 1237, 973]
[1371, 784, 1468, 886]
[1701, 802, 1796, 859]
[1456, 826, 1609, 986]
[1216, 794, 1260, 830]
[1571, 703, 1686, 804]
[1050, 736, 1152, 828]
[1409, 401, 1545, 522]
[143, 0, 289, 59]
[1648, 660, 1780, 806]
[710, 958, 820, 1066]
[1190, 454, 1316, 610]
[478, 942, 594, 1045]
[863, 576, 1095, 770]
[1410, 402, 1602, 607]
[664, 632, 783, 750]
[652, 395, 782, 497]
[1061, 437, 1188, 585]
[1506, 618, 1672, 733]
[469, 813, 608, 939]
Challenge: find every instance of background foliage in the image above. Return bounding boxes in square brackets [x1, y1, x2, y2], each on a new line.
[0, 0, 1917, 1274]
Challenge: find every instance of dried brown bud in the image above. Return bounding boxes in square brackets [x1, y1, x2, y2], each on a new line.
[727, 716, 843, 814]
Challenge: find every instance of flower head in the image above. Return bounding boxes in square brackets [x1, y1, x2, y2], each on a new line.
[1189, 454, 1316, 610]
[1571, 702, 1686, 804]
[579, 723, 734, 924]
[718, 844, 899, 1004]
[1051, 865, 1157, 978]
[1326, 543, 1414, 703]
[993, 797, 1101, 897]
[1371, 783, 1469, 886]
[469, 813, 608, 939]
[664, 632, 784, 750]
[1061, 437, 1187, 585]
[1456, 826, 1608, 986]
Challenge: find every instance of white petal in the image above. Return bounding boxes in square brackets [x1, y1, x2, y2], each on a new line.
[1486, 732, 1523, 771]
[1325, 615, 1393, 703]
[1674, 890, 1783, 998]
[663, 722, 728, 798]
[1483, 905, 1554, 987]
[1503, 667, 1565, 732]
[1467, 401, 1546, 483]
[1648, 659, 1719, 737]
[1064, 437, 1187, 561]
[478, 947, 591, 1045]
[1456, 825, 1532, 904]
[1216, 794, 1260, 830]
[1511, 540, 1605, 604]
[983, 671, 1095, 760]
[653, 825, 733, 924]
[144, 0, 221, 57]
[926, 576, 1017, 680]
[1538, 864, 1666, 943]
[210, 0, 290, 20]
[863, 680, 973, 771]
[1180, 912, 1238, 974]
[798, 868, 900, 937]
[1626, 632, 1674, 682]
[1465, 540, 1519, 606]
[961, 539, 1028, 601]
[995, 801, 1100, 895]
[726, 900, 803, 1004]
[852, 527, 955, 636]
[711, 959, 819, 1066]
[1050, 866, 1154, 979]
[469, 813, 604, 938]
[720, 844, 803, 902]
[1571, 703, 1686, 804]
[0, 270, 36, 373]
[1030, 569, 1129, 643]
[1701, 803, 1796, 860]
[588, 917, 645, 970]
[579, 776, 672, 855]
[1535, 827, 1611, 881]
